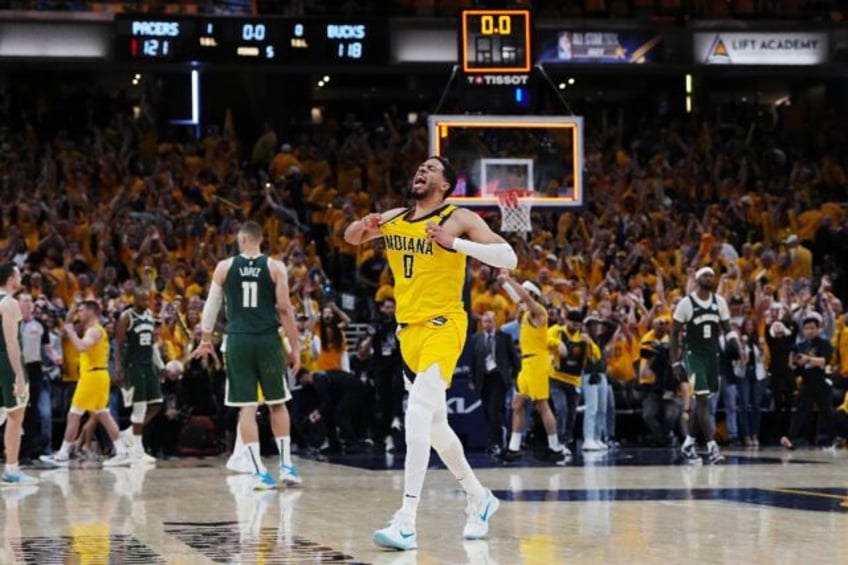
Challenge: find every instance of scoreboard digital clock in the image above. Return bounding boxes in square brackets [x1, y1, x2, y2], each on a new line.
[461, 9, 532, 74]
[113, 15, 389, 67]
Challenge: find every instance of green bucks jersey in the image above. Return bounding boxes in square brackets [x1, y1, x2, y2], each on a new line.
[124, 308, 155, 365]
[0, 292, 8, 355]
[674, 293, 730, 357]
[225, 254, 279, 335]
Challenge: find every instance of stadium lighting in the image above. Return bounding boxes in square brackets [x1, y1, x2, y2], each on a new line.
[318, 80, 325, 87]
[558, 82, 566, 90]
[134, 73, 141, 80]
[323, 75, 330, 82]
[191, 70, 199, 125]
[685, 73, 692, 94]
[567, 77, 575, 85]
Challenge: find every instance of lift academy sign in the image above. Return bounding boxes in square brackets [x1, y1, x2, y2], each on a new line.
[695, 32, 828, 65]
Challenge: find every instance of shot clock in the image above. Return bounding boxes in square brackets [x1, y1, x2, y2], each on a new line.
[460, 10, 532, 74]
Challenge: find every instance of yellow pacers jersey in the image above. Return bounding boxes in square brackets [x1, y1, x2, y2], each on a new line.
[381, 205, 466, 324]
[80, 324, 109, 373]
[519, 310, 549, 358]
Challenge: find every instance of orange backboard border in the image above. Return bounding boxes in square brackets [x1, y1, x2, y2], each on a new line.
[427, 114, 584, 208]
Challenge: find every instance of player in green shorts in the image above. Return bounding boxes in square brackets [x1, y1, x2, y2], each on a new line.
[114, 287, 162, 464]
[671, 267, 741, 465]
[0, 263, 38, 486]
[193, 220, 301, 490]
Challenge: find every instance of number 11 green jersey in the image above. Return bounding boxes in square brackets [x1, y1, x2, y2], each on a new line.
[225, 254, 279, 335]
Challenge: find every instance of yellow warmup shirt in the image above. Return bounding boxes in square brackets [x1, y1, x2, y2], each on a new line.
[80, 324, 109, 372]
[380, 205, 466, 325]
[520, 310, 549, 358]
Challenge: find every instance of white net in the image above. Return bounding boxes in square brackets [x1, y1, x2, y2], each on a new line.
[497, 191, 533, 233]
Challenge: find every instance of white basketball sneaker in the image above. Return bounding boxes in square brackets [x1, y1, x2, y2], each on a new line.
[463, 489, 500, 540]
[102, 451, 133, 467]
[119, 428, 135, 451]
[279, 464, 302, 487]
[373, 512, 418, 551]
[39, 452, 70, 468]
[226, 450, 254, 474]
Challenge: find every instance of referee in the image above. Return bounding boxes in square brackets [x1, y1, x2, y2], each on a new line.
[19, 293, 57, 460]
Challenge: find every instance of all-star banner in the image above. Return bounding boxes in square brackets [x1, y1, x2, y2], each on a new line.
[536, 30, 663, 64]
[694, 32, 828, 65]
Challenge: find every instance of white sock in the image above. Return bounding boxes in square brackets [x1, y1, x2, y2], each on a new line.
[246, 442, 265, 474]
[133, 434, 144, 452]
[114, 437, 128, 455]
[400, 494, 419, 526]
[547, 434, 561, 451]
[432, 419, 486, 501]
[401, 415, 430, 522]
[5, 463, 19, 473]
[683, 435, 695, 448]
[508, 432, 522, 452]
[401, 366, 442, 523]
[234, 428, 245, 454]
[58, 440, 73, 458]
[707, 440, 719, 451]
[277, 436, 292, 467]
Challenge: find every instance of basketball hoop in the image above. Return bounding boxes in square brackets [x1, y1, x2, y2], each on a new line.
[497, 189, 533, 233]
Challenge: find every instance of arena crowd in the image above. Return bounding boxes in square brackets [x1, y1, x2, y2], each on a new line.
[1, 81, 847, 463]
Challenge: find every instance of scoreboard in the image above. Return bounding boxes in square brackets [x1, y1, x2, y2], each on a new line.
[114, 15, 389, 66]
[461, 10, 532, 74]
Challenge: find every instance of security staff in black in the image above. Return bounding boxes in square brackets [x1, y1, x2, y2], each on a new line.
[671, 267, 739, 464]
[780, 312, 835, 450]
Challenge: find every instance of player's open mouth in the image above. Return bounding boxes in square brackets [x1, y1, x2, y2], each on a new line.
[413, 175, 426, 187]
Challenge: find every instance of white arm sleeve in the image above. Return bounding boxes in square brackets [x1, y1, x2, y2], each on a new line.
[502, 281, 522, 303]
[452, 239, 517, 269]
[200, 282, 224, 334]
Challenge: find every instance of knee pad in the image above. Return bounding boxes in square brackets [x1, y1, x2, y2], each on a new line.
[404, 364, 445, 444]
[69, 406, 84, 416]
[407, 364, 445, 414]
[130, 402, 147, 425]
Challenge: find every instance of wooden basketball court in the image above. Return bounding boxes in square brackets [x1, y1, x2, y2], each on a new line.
[2, 447, 846, 564]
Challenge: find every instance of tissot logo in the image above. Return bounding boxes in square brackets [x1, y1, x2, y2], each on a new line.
[466, 74, 529, 86]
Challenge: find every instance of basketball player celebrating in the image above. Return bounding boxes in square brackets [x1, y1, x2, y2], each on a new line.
[670, 267, 739, 465]
[114, 288, 160, 463]
[41, 301, 131, 468]
[500, 274, 567, 462]
[0, 264, 38, 485]
[345, 156, 518, 550]
[192, 221, 301, 490]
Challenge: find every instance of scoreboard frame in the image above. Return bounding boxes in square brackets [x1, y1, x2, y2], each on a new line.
[460, 9, 533, 75]
[113, 15, 389, 67]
